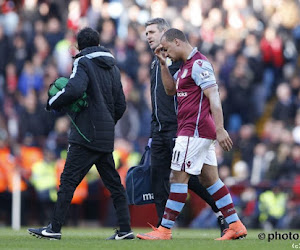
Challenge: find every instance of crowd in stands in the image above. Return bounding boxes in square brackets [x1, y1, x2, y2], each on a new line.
[0, 0, 300, 229]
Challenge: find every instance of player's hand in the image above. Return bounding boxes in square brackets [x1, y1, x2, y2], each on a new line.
[216, 128, 233, 151]
[154, 44, 166, 65]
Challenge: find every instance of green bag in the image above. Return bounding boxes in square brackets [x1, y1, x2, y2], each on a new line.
[48, 77, 88, 113]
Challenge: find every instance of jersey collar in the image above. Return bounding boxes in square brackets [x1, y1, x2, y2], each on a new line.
[187, 47, 198, 61]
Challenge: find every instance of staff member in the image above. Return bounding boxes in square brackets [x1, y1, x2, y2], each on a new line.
[28, 27, 134, 241]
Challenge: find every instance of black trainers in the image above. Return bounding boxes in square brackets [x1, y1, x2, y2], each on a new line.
[106, 229, 135, 240]
[28, 224, 61, 240]
[217, 216, 229, 237]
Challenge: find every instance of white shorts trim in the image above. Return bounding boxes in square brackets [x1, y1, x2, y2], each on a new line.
[171, 136, 217, 175]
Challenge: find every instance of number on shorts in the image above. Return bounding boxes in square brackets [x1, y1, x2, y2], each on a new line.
[172, 150, 180, 163]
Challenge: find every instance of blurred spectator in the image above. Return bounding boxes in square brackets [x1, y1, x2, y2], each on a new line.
[250, 143, 274, 186]
[0, 0, 19, 37]
[33, 34, 50, 65]
[136, 65, 151, 143]
[266, 143, 292, 182]
[67, 0, 81, 31]
[226, 160, 249, 192]
[232, 160, 249, 184]
[272, 82, 296, 125]
[235, 124, 258, 166]
[239, 187, 259, 228]
[99, 19, 116, 49]
[291, 75, 300, 99]
[292, 109, 300, 144]
[258, 186, 288, 230]
[5, 63, 18, 94]
[0, 24, 10, 88]
[227, 55, 255, 125]
[12, 34, 28, 76]
[115, 71, 140, 145]
[53, 30, 75, 77]
[18, 61, 43, 96]
[46, 116, 69, 158]
[86, 0, 103, 29]
[45, 17, 64, 53]
[260, 27, 284, 97]
[290, 144, 300, 175]
[30, 147, 57, 225]
[17, 90, 52, 147]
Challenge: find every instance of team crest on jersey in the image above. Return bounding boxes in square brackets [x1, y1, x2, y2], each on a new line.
[197, 60, 203, 67]
[151, 60, 156, 69]
[181, 69, 188, 79]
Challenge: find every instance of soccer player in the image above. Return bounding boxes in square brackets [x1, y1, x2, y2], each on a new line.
[145, 18, 228, 235]
[137, 28, 247, 240]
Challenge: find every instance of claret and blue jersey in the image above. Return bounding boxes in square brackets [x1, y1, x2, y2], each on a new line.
[173, 47, 217, 140]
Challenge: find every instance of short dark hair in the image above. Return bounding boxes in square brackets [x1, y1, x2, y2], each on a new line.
[161, 28, 187, 42]
[77, 27, 100, 51]
[145, 18, 170, 32]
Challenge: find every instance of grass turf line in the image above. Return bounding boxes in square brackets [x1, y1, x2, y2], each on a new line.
[0, 227, 299, 250]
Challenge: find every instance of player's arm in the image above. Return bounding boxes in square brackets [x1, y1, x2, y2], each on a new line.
[203, 86, 232, 151]
[192, 59, 232, 151]
[155, 45, 176, 95]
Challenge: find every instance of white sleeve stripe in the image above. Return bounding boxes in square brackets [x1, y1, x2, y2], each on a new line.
[70, 57, 82, 79]
[49, 88, 65, 106]
[201, 83, 217, 90]
[85, 51, 114, 59]
[69, 52, 115, 79]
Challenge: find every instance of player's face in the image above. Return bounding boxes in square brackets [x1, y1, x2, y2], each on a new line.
[160, 38, 180, 62]
[145, 24, 164, 50]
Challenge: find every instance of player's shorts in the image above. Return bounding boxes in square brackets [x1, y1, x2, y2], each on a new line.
[171, 136, 217, 175]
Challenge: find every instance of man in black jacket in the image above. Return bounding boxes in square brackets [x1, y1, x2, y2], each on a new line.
[28, 27, 134, 240]
[145, 18, 228, 234]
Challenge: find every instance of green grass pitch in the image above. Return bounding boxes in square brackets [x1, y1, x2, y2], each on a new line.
[0, 227, 299, 250]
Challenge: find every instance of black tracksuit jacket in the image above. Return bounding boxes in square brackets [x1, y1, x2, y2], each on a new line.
[150, 58, 181, 135]
[48, 46, 126, 152]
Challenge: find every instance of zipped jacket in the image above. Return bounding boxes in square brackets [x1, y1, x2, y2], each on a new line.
[48, 46, 126, 152]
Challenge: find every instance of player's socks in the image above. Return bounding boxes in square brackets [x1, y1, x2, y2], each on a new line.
[206, 179, 239, 224]
[161, 183, 188, 229]
[136, 183, 186, 240]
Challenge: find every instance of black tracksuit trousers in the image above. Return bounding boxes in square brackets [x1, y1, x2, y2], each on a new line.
[51, 143, 131, 232]
[151, 130, 219, 226]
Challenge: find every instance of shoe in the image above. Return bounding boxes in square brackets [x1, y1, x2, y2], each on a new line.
[28, 224, 61, 240]
[215, 220, 247, 240]
[217, 215, 229, 237]
[137, 225, 172, 240]
[106, 229, 135, 240]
